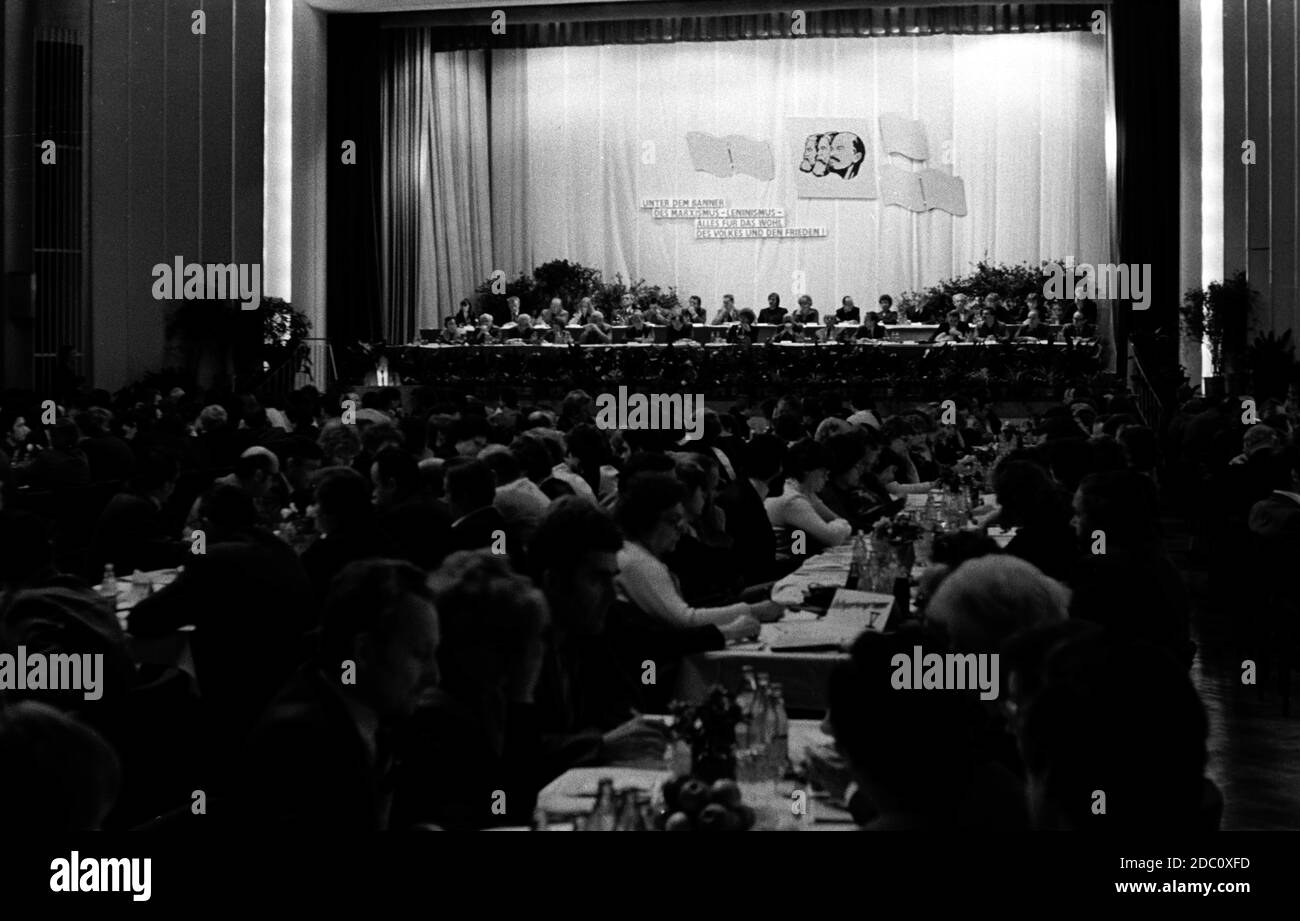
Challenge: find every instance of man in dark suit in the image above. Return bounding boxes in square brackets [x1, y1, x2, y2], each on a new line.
[835, 295, 861, 325]
[77, 408, 136, 484]
[19, 420, 90, 489]
[1249, 447, 1300, 539]
[445, 457, 523, 568]
[757, 292, 787, 325]
[301, 467, 393, 603]
[529, 498, 669, 768]
[91, 449, 186, 574]
[371, 446, 451, 570]
[1059, 311, 1097, 344]
[716, 433, 787, 584]
[485, 295, 516, 327]
[855, 311, 888, 340]
[129, 485, 314, 775]
[237, 559, 441, 830]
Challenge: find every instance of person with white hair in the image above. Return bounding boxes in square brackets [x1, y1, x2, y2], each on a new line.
[923, 554, 1070, 656]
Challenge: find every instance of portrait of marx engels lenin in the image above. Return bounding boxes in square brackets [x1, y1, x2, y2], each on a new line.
[789, 118, 876, 199]
[799, 132, 866, 179]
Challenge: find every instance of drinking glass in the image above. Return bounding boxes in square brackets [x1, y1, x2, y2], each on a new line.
[735, 747, 775, 830]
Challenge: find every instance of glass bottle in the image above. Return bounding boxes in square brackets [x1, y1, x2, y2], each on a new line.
[734, 665, 759, 748]
[98, 564, 117, 599]
[664, 737, 692, 777]
[846, 531, 863, 589]
[614, 791, 642, 831]
[591, 778, 618, 832]
[769, 684, 790, 779]
[636, 793, 657, 832]
[736, 665, 758, 714]
[750, 676, 771, 756]
[860, 543, 879, 592]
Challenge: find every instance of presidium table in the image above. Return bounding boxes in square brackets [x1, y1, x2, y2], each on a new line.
[380, 329, 1103, 401]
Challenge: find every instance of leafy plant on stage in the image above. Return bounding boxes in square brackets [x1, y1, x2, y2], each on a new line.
[1181, 271, 1253, 378]
[634, 283, 681, 315]
[260, 296, 313, 376]
[475, 271, 538, 318]
[592, 273, 639, 319]
[904, 259, 1067, 321]
[531, 259, 603, 308]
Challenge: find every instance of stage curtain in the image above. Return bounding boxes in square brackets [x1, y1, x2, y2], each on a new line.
[379, 37, 493, 342]
[486, 32, 1111, 315]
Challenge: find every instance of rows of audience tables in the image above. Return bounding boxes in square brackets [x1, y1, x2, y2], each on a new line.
[113, 491, 1005, 830]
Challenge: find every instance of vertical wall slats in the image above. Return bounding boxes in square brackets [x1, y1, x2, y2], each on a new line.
[31, 28, 85, 395]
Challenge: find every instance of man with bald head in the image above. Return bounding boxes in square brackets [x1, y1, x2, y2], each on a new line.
[184, 446, 284, 537]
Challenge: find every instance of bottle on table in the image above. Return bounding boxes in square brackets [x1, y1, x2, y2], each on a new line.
[664, 738, 692, 777]
[750, 675, 771, 758]
[97, 564, 117, 600]
[891, 552, 912, 620]
[735, 665, 759, 748]
[769, 683, 790, 779]
[635, 793, 656, 832]
[847, 531, 867, 589]
[590, 778, 618, 831]
[614, 791, 644, 831]
[860, 542, 878, 592]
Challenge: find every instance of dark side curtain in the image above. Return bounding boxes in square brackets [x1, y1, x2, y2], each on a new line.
[327, 16, 384, 349]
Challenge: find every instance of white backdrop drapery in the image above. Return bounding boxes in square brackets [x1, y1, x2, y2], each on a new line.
[385, 31, 1111, 329]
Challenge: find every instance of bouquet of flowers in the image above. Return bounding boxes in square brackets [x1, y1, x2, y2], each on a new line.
[871, 512, 923, 547]
[938, 453, 988, 494]
[669, 685, 742, 783]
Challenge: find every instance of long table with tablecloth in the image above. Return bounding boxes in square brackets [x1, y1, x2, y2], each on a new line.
[382, 339, 1105, 400]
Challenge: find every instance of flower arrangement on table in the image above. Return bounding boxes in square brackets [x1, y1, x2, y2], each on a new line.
[871, 512, 925, 570]
[669, 686, 743, 783]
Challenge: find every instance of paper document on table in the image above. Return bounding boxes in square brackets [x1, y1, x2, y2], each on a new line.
[824, 589, 893, 633]
[538, 767, 669, 815]
[540, 767, 667, 799]
[766, 621, 860, 651]
[905, 493, 928, 509]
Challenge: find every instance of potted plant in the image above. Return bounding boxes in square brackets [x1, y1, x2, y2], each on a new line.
[259, 296, 313, 384]
[1181, 271, 1253, 398]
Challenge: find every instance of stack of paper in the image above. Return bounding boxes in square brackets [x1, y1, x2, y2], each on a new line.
[767, 590, 893, 650]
